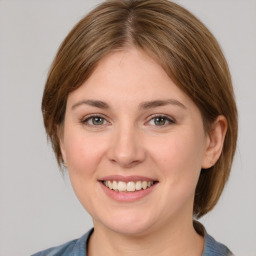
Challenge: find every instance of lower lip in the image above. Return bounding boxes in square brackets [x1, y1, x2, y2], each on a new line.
[99, 182, 157, 202]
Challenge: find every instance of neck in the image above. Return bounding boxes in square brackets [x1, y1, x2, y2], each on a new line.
[88, 218, 204, 256]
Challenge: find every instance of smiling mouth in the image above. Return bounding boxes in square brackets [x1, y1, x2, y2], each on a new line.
[101, 180, 158, 192]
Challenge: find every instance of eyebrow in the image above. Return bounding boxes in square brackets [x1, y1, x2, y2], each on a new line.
[139, 99, 186, 110]
[71, 99, 186, 110]
[71, 100, 109, 110]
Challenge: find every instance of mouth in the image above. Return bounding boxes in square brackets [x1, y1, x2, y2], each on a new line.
[98, 175, 159, 201]
[101, 180, 158, 192]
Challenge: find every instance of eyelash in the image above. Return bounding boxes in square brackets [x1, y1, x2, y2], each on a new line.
[80, 114, 175, 127]
[80, 114, 109, 127]
[146, 114, 175, 127]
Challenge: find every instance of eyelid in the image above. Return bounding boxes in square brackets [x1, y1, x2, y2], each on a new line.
[80, 114, 110, 126]
[146, 114, 176, 126]
[80, 113, 175, 127]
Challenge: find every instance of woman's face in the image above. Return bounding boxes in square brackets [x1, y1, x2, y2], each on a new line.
[60, 47, 211, 235]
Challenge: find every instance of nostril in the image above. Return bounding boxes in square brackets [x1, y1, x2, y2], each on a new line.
[107, 134, 146, 167]
[109, 158, 142, 169]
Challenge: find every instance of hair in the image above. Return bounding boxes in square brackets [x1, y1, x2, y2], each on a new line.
[42, 0, 238, 218]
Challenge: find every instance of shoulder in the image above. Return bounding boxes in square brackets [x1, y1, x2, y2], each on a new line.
[203, 232, 233, 256]
[194, 221, 233, 256]
[31, 239, 77, 256]
[31, 229, 93, 256]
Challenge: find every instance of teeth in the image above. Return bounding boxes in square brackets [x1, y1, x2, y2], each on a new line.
[135, 181, 142, 190]
[142, 181, 147, 190]
[112, 181, 118, 191]
[103, 180, 154, 192]
[127, 182, 135, 192]
[107, 181, 113, 189]
[118, 181, 126, 192]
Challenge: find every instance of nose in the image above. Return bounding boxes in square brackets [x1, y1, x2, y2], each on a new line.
[107, 124, 146, 168]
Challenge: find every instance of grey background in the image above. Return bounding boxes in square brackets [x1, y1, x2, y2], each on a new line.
[0, 0, 255, 255]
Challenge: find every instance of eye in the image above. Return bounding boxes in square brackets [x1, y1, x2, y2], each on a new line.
[148, 115, 175, 127]
[81, 115, 108, 126]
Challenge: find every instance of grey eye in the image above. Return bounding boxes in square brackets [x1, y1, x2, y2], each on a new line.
[154, 117, 167, 126]
[91, 117, 105, 125]
[148, 115, 174, 127]
[83, 116, 107, 126]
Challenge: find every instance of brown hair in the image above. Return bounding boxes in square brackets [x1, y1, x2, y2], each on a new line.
[42, 0, 238, 218]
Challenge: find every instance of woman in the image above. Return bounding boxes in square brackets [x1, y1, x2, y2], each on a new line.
[33, 0, 237, 255]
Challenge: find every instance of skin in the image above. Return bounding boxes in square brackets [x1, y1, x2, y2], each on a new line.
[60, 47, 227, 256]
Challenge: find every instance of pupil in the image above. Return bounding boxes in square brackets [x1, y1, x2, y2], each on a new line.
[93, 117, 103, 125]
[155, 117, 165, 126]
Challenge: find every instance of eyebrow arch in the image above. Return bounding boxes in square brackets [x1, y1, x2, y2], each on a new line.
[71, 99, 186, 111]
[139, 99, 186, 110]
[71, 100, 109, 110]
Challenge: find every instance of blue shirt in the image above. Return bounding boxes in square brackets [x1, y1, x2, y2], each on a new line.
[32, 228, 233, 256]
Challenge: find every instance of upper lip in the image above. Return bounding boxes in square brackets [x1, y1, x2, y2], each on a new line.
[99, 175, 157, 182]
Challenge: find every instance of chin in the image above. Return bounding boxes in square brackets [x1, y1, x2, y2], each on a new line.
[107, 222, 155, 237]
[94, 208, 159, 236]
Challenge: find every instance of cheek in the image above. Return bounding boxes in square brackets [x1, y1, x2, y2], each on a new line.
[64, 131, 108, 176]
[63, 132, 109, 215]
[149, 129, 205, 183]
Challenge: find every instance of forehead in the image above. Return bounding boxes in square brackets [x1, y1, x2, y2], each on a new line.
[67, 47, 194, 107]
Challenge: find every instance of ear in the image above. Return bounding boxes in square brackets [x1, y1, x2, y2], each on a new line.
[57, 124, 67, 164]
[201, 115, 227, 169]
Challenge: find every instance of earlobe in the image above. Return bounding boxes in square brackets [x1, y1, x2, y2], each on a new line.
[201, 116, 227, 169]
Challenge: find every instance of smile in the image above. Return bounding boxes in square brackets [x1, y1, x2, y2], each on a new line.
[99, 175, 158, 201]
[102, 180, 155, 192]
